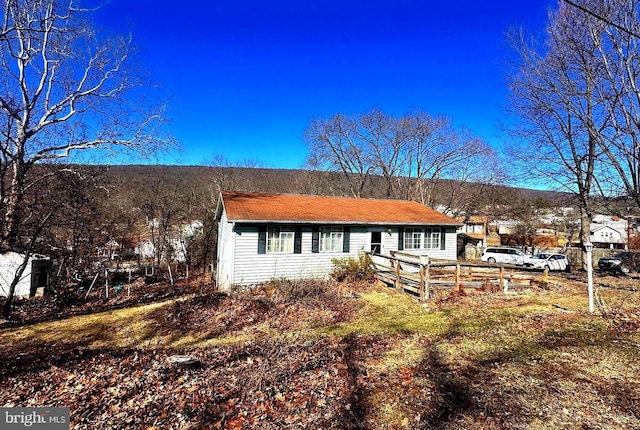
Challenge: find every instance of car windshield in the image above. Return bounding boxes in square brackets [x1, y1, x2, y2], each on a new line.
[532, 254, 550, 260]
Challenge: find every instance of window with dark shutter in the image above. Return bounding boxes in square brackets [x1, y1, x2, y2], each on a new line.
[440, 227, 446, 250]
[398, 227, 404, 251]
[343, 227, 350, 253]
[257, 226, 267, 254]
[311, 226, 319, 253]
[294, 227, 302, 254]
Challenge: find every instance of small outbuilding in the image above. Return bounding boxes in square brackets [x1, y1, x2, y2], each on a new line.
[214, 191, 462, 290]
[0, 251, 52, 298]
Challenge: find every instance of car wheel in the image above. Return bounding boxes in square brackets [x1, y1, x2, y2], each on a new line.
[488, 257, 496, 263]
[620, 265, 631, 275]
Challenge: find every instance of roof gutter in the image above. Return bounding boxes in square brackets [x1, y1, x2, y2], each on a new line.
[226, 219, 463, 226]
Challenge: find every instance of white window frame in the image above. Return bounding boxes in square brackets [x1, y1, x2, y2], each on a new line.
[319, 226, 343, 252]
[404, 228, 422, 250]
[424, 228, 441, 249]
[267, 226, 294, 253]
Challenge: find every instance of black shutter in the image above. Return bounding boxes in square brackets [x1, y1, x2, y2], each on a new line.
[294, 227, 302, 254]
[312, 226, 319, 253]
[398, 227, 404, 251]
[258, 225, 267, 254]
[440, 227, 446, 250]
[343, 227, 350, 253]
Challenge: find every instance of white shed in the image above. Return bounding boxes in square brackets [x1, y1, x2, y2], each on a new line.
[215, 191, 462, 290]
[0, 251, 52, 298]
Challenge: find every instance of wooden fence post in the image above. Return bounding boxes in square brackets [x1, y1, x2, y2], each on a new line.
[395, 256, 401, 290]
[499, 267, 504, 292]
[419, 255, 429, 301]
[426, 262, 430, 300]
[455, 263, 461, 293]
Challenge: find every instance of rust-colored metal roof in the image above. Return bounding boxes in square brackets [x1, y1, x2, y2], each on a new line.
[455, 215, 488, 224]
[219, 191, 462, 226]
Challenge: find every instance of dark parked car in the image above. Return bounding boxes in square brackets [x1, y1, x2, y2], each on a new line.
[598, 251, 640, 274]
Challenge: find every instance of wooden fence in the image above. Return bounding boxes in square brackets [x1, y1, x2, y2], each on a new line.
[368, 251, 548, 301]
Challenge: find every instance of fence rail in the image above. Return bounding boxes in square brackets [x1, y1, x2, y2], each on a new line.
[367, 251, 548, 301]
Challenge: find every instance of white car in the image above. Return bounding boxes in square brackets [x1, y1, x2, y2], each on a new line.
[480, 247, 527, 265]
[524, 253, 571, 272]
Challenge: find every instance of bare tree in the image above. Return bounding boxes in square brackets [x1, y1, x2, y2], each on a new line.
[506, 1, 610, 268]
[304, 108, 499, 203]
[412, 128, 506, 214]
[205, 153, 272, 195]
[304, 113, 374, 198]
[0, 0, 171, 317]
[585, 0, 640, 209]
[41, 166, 108, 280]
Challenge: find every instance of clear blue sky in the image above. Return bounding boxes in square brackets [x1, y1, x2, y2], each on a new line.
[97, 1, 554, 168]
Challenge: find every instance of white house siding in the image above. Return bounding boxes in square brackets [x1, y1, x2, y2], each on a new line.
[227, 225, 368, 288]
[591, 225, 627, 247]
[0, 252, 45, 297]
[215, 223, 458, 290]
[384, 227, 458, 260]
[216, 211, 236, 289]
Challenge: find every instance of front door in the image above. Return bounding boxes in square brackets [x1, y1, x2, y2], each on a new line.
[371, 231, 382, 254]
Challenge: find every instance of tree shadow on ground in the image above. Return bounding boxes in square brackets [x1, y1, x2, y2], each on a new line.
[331, 311, 640, 429]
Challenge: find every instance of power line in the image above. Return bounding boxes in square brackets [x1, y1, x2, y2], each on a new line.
[560, 0, 640, 39]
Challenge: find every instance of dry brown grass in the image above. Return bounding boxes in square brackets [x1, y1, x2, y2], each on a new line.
[1, 273, 640, 429]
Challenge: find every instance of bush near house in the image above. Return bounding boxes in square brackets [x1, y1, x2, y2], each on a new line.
[330, 253, 376, 284]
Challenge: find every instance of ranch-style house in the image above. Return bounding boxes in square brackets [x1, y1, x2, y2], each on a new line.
[215, 191, 462, 290]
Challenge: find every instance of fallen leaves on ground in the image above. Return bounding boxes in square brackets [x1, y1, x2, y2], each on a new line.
[1, 275, 640, 429]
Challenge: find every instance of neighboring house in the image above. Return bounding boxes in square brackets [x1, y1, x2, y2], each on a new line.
[495, 220, 520, 235]
[98, 237, 147, 262]
[590, 215, 629, 249]
[215, 191, 462, 290]
[100, 220, 204, 266]
[171, 220, 204, 263]
[456, 216, 488, 247]
[590, 225, 627, 249]
[97, 238, 121, 260]
[135, 237, 156, 262]
[0, 251, 52, 298]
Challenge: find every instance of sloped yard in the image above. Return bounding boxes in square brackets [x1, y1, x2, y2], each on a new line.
[1, 275, 640, 429]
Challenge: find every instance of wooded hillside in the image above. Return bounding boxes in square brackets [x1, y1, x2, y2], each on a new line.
[21, 164, 576, 284]
[101, 165, 576, 211]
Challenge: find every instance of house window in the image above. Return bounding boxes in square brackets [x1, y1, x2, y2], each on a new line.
[425, 228, 441, 249]
[320, 226, 343, 252]
[404, 228, 422, 249]
[267, 226, 294, 253]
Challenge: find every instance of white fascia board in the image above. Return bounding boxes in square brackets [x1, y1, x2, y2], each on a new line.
[228, 219, 463, 226]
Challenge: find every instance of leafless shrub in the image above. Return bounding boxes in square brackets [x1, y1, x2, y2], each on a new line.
[330, 254, 376, 284]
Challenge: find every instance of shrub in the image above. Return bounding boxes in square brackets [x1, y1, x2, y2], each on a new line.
[330, 253, 376, 283]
